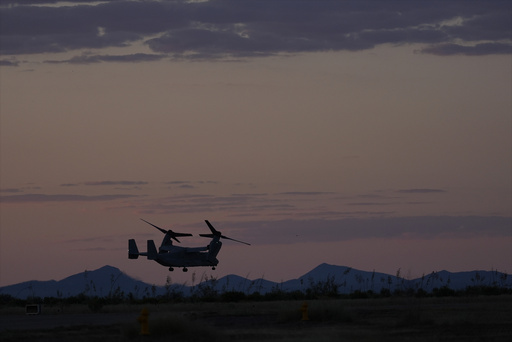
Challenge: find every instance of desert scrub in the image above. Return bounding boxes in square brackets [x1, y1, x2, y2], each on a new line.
[277, 300, 352, 323]
[122, 312, 222, 341]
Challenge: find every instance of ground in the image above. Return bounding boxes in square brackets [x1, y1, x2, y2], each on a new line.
[1, 296, 511, 341]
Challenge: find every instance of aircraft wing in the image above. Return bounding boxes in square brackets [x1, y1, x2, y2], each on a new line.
[159, 245, 208, 253]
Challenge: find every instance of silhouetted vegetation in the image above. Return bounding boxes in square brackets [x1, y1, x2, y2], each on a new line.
[1, 277, 511, 312]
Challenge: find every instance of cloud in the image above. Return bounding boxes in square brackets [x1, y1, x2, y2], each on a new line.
[0, 188, 23, 193]
[347, 202, 398, 206]
[84, 181, 148, 186]
[111, 188, 449, 218]
[165, 180, 219, 186]
[234, 216, 512, 244]
[122, 190, 420, 220]
[1, 0, 97, 4]
[0, 59, 19, 66]
[419, 42, 512, 56]
[278, 192, 335, 196]
[1, 0, 510, 62]
[0, 193, 140, 203]
[63, 215, 511, 248]
[178, 184, 195, 189]
[44, 52, 167, 64]
[397, 189, 447, 194]
[126, 192, 303, 216]
[164, 180, 221, 190]
[63, 215, 511, 249]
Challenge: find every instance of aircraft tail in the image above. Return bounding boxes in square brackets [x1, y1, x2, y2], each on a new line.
[147, 240, 158, 260]
[128, 239, 139, 259]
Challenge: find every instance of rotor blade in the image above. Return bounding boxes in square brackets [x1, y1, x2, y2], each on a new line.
[204, 220, 220, 235]
[167, 231, 193, 243]
[199, 234, 215, 238]
[221, 235, 251, 246]
[140, 218, 166, 234]
[140, 219, 192, 243]
[199, 233, 250, 245]
[173, 232, 193, 237]
[202, 220, 251, 245]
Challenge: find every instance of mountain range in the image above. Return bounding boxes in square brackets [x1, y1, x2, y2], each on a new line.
[1, 264, 510, 299]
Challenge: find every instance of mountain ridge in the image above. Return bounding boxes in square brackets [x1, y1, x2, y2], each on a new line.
[1, 263, 510, 299]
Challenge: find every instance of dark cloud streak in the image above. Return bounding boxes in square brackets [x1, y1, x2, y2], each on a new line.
[278, 192, 335, 196]
[236, 216, 512, 244]
[0, 193, 139, 203]
[0, 188, 23, 193]
[420, 42, 512, 56]
[0, 59, 19, 66]
[44, 52, 166, 64]
[84, 181, 148, 186]
[397, 189, 446, 194]
[136, 193, 294, 215]
[1, 0, 510, 63]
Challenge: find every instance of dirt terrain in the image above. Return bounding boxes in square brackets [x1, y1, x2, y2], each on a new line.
[0, 312, 136, 332]
[1, 296, 511, 341]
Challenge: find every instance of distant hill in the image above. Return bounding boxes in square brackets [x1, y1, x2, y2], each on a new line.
[1, 263, 510, 299]
[0, 266, 152, 299]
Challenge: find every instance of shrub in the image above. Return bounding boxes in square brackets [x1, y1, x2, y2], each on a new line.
[277, 300, 352, 323]
[122, 313, 223, 341]
[221, 291, 246, 302]
[433, 286, 456, 297]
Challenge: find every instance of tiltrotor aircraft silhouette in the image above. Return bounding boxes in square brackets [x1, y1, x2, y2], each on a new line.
[128, 219, 250, 272]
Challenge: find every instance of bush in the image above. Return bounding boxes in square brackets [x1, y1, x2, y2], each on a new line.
[221, 291, 246, 302]
[277, 300, 352, 323]
[433, 286, 456, 297]
[415, 288, 429, 298]
[122, 313, 223, 341]
[87, 297, 106, 312]
[380, 288, 391, 297]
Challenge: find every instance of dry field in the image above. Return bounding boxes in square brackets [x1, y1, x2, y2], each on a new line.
[1, 295, 511, 341]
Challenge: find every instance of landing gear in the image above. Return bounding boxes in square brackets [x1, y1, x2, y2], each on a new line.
[182, 267, 188, 272]
[168, 267, 174, 271]
[212, 267, 216, 270]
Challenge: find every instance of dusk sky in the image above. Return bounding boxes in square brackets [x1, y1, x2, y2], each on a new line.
[1, 0, 511, 288]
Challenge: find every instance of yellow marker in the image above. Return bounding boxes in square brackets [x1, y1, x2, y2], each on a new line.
[301, 302, 309, 321]
[137, 308, 150, 335]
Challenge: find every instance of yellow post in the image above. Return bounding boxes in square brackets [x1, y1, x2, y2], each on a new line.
[137, 308, 150, 335]
[301, 301, 309, 321]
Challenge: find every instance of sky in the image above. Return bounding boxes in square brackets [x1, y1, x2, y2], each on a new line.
[0, 0, 511, 288]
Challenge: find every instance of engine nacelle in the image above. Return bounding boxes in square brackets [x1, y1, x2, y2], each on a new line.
[208, 240, 222, 260]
